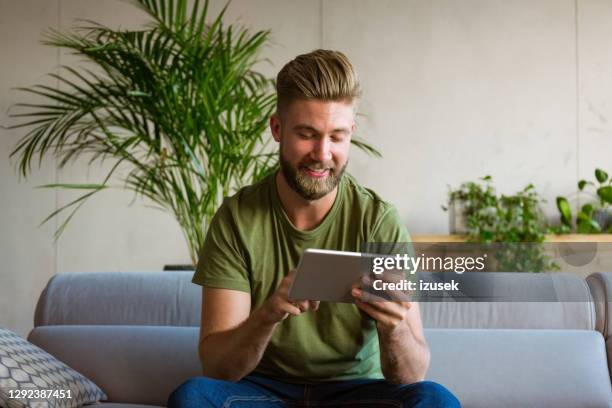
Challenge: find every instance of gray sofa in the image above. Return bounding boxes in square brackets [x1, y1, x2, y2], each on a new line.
[27, 271, 612, 408]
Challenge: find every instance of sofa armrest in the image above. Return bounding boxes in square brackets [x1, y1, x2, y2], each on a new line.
[586, 272, 612, 339]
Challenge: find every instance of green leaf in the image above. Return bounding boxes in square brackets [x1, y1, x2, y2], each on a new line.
[556, 196, 572, 225]
[577, 217, 601, 233]
[597, 186, 612, 204]
[595, 168, 608, 183]
[350, 137, 381, 157]
[127, 90, 151, 97]
[38, 189, 99, 229]
[36, 183, 108, 190]
[576, 211, 603, 233]
[581, 203, 594, 216]
[578, 180, 587, 191]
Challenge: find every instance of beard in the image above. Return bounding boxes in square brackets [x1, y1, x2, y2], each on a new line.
[279, 151, 347, 201]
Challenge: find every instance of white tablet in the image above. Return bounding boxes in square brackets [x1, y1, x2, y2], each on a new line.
[288, 248, 371, 303]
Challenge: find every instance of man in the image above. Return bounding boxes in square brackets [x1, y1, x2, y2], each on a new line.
[168, 50, 460, 407]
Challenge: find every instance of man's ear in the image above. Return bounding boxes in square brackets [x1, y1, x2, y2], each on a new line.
[348, 121, 356, 140]
[270, 114, 281, 143]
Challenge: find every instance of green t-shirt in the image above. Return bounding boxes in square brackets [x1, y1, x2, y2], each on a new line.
[192, 172, 410, 382]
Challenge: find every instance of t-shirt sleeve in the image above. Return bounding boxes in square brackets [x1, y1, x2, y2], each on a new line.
[191, 201, 251, 293]
[370, 203, 410, 243]
[368, 203, 412, 255]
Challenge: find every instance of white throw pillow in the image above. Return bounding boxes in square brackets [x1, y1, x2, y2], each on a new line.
[0, 328, 107, 408]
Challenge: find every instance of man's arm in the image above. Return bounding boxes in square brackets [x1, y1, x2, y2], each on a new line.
[352, 280, 430, 384]
[198, 287, 265, 381]
[360, 205, 429, 383]
[372, 300, 430, 384]
[199, 271, 319, 381]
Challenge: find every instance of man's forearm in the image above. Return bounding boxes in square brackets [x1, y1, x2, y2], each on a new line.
[378, 323, 430, 384]
[199, 306, 278, 381]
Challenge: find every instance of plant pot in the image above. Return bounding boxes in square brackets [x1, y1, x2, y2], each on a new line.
[593, 209, 612, 232]
[448, 200, 468, 234]
[163, 264, 195, 271]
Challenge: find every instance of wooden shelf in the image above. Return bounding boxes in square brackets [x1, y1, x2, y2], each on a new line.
[411, 234, 612, 243]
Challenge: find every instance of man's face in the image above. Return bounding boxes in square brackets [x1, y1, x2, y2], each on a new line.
[271, 99, 355, 201]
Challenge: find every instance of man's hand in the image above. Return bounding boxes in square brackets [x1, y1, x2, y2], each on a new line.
[351, 272, 412, 333]
[351, 271, 430, 384]
[261, 270, 320, 324]
[199, 269, 320, 381]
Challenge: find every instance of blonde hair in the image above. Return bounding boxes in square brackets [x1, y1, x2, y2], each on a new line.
[276, 49, 361, 115]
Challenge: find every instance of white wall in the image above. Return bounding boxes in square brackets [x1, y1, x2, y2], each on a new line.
[1, 0, 611, 336]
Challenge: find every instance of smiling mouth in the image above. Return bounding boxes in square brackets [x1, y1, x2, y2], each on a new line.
[301, 167, 330, 178]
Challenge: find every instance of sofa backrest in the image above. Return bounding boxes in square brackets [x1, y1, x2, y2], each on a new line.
[34, 271, 200, 327]
[420, 272, 596, 330]
[34, 271, 596, 330]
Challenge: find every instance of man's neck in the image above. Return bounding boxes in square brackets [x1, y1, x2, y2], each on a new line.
[275, 171, 338, 231]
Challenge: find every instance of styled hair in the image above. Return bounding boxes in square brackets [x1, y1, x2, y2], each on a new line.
[276, 49, 361, 115]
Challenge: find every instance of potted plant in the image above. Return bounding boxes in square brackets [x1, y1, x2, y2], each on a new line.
[555, 168, 612, 233]
[443, 176, 556, 272]
[444, 176, 497, 235]
[7, 0, 380, 267]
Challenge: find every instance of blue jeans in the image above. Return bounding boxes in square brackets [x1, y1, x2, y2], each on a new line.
[168, 374, 461, 407]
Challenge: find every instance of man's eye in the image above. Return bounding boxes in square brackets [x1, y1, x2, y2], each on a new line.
[331, 135, 346, 142]
[298, 133, 313, 139]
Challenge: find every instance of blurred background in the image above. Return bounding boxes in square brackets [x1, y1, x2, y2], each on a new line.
[1, 0, 611, 336]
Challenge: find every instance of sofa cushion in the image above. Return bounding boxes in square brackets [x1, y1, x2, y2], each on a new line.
[28, 325, 201, 407]
[0, 328, 107, 408]
[34, 272, 200, 327]
[425, 329, 612, 408]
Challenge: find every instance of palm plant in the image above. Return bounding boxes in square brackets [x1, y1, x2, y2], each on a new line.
[8, 0, 379, 266]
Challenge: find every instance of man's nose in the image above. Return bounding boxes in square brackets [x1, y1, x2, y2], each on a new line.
[311, 138, 332, 162]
